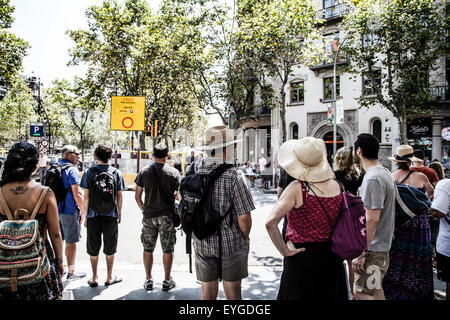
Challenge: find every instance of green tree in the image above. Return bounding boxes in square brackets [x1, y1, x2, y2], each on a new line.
[343, 0, 448, 143]
[0, 0, 30, 86]
[0, 76, 37, 145]
[67, 0, 207, 150]
[237, 0, 324, 143]
[46, 78, 100, 161]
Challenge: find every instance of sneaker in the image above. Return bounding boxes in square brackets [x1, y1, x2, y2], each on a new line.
[143, 278, 153, 290]
[162, 277, 176, 291]
[66, 272, 87, 281]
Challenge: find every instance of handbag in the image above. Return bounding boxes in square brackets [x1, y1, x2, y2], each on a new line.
[306, 181, 367, 260]
[151, 165, 181, 228]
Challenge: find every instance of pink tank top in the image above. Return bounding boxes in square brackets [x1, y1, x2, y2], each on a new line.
[285, 181, 342, 244]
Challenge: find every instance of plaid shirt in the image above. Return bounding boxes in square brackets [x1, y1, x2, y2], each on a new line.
[193, 158, 255, 256]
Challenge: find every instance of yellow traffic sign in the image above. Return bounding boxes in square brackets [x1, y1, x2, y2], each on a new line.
[110, 96, 145, 131]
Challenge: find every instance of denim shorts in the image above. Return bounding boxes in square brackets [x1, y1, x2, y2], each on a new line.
[195, 244, 249, 282]
[59, 211, 82, 244]
[141, 215, 176, 253]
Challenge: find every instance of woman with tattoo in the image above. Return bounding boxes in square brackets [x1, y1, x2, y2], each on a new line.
[0, 142, 64, 300]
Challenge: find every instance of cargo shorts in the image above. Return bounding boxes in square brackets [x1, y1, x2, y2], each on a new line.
[141, 215, 176, 254]
[354, 251, 390, 296]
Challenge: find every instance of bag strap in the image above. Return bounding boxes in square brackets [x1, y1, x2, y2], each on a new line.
[0, 187, 48, 220]
[394, 184, 416, 219]
[30, 187, 49, 220]
[0, 187, 13, 220]
[151, 164, 175, 210]
[305, 182, 335, 230]
[399, 170, 414, 184]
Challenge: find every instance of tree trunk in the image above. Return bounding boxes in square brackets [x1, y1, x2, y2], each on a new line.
[280, 86, 287, 143]
[398, 115, 408, 145]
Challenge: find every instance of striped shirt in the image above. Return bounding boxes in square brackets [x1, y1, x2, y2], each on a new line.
[193, 158, 255, 256]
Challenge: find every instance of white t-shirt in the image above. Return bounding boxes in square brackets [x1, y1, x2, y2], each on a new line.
[432, 179, 450, 258]
[38, 156, 48, 168]
[259, 157, 267, 169]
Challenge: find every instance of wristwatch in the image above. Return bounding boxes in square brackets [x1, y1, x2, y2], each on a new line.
[55, 259, 63, 264]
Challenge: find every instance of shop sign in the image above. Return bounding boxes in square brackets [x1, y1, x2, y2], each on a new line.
[407, 118, 431, 138]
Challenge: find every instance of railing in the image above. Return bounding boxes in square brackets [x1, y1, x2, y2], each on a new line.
[317, 3, 348, 21]
[431, 85, 449, 101]
[310, 53, 349, 71]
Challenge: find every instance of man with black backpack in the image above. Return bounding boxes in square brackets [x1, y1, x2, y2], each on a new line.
[80, 144, 125, 287]
[181, 125, 255, 300]
[135, 143, 181, 291]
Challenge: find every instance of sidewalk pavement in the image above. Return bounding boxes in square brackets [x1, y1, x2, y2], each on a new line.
[62, 262, 446, 300]
[63, 263, 283, 300]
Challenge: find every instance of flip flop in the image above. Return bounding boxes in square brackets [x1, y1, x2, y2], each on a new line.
[88, 280, 98, 288]
[105, 275, 122, 286]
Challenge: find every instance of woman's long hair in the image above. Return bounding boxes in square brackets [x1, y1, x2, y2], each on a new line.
[333, 146, 360, 181]
[429, 161, 445, 180]
[0, 142, 39, 187]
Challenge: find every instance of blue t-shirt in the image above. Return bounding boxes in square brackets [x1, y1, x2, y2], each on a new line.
[58, 159, 81, 215]
[80, 164, 125, 219]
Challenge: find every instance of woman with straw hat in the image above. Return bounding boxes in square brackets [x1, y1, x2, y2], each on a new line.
[265, 137, 348, 300]
[382, 144, 434, 300]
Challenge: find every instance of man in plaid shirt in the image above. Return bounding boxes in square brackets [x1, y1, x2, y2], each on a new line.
[194, 126, 255, 300]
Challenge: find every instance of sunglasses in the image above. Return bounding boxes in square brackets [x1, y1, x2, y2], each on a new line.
[69, 151, 80, 156]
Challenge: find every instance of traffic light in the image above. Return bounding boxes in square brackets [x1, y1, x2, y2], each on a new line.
[145, 120, 159, 137]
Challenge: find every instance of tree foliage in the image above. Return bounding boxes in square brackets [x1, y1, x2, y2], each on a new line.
[0, 0, 29, 86]
[343, 0, 448, 143]
[0, 76, 37, 146]
[67, 0, 207, 150]
[236, 0, 324, 142]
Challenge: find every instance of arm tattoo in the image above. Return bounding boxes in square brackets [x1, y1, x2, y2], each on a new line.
[9, 186, 28, 195]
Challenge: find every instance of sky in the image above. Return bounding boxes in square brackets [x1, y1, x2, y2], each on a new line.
[10, 0, 162, 86]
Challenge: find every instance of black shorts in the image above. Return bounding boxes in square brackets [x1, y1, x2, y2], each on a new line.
[86, 216, 118, 256]
[436, 252, 450, 283]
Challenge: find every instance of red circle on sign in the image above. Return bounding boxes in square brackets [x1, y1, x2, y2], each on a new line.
[122, 117, 134, 129]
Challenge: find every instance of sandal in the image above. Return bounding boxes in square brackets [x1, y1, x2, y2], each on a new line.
[105, 275, 122, 286]
[88, 280, 98, 288]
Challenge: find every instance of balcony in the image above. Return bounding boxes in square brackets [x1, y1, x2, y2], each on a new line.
[316, 3, 349, 24]
[309, 54, 349, 73]
[431, 85, 450, 102]
[240, 105, 271, 130]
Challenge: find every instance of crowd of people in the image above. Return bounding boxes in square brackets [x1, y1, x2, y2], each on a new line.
[0, 127, 448, 301]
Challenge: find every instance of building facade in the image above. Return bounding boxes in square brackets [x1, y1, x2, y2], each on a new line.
[237, 0, 449, 176]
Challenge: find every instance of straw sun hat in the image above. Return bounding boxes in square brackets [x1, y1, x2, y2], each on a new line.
[388, 145, 421, 163]
[278, 137, 334, 183]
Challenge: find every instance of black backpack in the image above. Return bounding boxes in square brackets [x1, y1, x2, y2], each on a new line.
[179, 163, 234, 277]
[42, 163, 74, 211]
[89, 167, 117, 214]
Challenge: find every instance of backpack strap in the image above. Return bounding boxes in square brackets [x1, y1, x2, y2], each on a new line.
[0, 187, 14, 220]
[30, 187, 49, 220]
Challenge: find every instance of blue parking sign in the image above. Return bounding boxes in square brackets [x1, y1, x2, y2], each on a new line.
[30, 122, 44, 137]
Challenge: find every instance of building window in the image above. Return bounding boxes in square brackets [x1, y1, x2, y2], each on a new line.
[291, 123, 299, 139]
[290, 81, 304, 104]
[323, 0, 344, 19]
[372, 119, 382, 142]
[362, 70, 381, 96]
[324, 76, 340, 101]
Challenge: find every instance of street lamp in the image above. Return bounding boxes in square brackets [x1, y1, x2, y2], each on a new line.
[332, 28, 355, 158]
